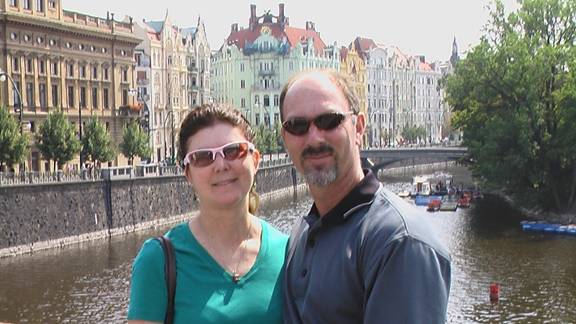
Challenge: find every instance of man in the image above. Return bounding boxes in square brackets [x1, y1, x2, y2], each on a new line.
[280, 69, 451, 324]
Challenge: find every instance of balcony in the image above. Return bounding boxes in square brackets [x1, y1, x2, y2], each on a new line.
[258, 69, 275, 76]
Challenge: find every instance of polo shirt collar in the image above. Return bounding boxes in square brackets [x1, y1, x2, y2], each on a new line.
[305, 169, 380, 230]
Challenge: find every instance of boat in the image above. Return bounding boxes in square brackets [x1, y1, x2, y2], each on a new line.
[411, 172, 453, 196]
[457, 196, 471, 208]
[427, 199, 441, 212]
[415, 195, 443, 206]
[439, 197, 458, 211]
[397, 191, 411, 198]
[521, 221, 576, 236]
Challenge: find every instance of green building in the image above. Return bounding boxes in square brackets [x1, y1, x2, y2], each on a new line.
[211, 4, 340, 127]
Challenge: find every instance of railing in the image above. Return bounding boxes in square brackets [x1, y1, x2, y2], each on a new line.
[0, 158, 292, 187]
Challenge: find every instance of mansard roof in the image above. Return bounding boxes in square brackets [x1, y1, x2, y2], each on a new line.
[181, 27, 197, 38]
[226, 24, 326, 54]
[351, 37, 377, 61]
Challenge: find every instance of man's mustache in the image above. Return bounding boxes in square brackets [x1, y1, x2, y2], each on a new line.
[302, 144, 334, 158]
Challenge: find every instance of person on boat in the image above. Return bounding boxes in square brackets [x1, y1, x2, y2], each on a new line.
[279, 69, 452, 323]
[128, 103, 287, 323]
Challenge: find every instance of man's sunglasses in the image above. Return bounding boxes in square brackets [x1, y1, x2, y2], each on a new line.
[282, 111, 355, 136]
[183, 141, 255, 167]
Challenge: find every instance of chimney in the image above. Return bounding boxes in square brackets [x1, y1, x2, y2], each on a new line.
[279, 3, 285, 22]
[306, 21, 315, 31]
[249, 4, 257, 30]
[231, 23, 239, 33]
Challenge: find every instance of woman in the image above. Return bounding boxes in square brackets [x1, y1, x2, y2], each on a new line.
[128, 103, 287, 323]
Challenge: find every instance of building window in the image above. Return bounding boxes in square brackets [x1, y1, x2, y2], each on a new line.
[241, 98, 246, 108]
[122, 69, 128, 82]
[240, 63, 244, 72]
[67, 63, 74, 78]
[36, 0, 44, 12]
[67, 86, 74, 107]
[51, 61, 58, 76]
[39, 83, 47, 108]
[92, 66, 98, 79]
[10, 0, 18, 7]
[240, 80, 245, 89]
[122, 89, 128, 106]
[39, 60, 45, 75]
[51, 84, 58, 107]
[274, 94, 279, 107]
[103, 67, 109, 80]
[92, 87, 98, 109]
[23, 0, 31, 10]
[274, 113, 279, 124]
[103, 88, 109, 109]
[80, 66, 86, 79]
[48, 0, 56, 9]
[264, 95, 270, 107]
[255, 113, 260, 126]
[13, 57, 20, 72]
[264, 113, 270, 126]
[26, 59, 33, 74]
[26, 82, 34, 107]
[80, 87, 86, 108]
[254, 95, 260, 105]
[13, 81, 21, 107]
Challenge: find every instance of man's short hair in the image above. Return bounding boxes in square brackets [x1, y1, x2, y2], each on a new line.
[279, 69, 360, 121]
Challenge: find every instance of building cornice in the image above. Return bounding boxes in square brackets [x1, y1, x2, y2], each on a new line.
[2, 12, 142, 45]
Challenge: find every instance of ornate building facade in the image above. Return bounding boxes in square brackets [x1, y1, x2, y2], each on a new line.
[0, 0, 141, 171]
[134, 14, 210, 163]
[211, 4, 340, 127]
[354, 37, 445, 147]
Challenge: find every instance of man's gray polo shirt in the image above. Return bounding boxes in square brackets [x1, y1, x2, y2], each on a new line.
[283, 171, 451, 324]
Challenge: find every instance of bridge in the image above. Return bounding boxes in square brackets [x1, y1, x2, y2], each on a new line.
[360, 146, 468, 171]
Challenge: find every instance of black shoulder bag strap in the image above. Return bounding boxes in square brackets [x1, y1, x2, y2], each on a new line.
[155, 235, 176, 324]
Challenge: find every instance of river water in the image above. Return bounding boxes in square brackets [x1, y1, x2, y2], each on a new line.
[1, 166, 575, 323]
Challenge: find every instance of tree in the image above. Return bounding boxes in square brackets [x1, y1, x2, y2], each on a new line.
[36, 110, 80, 170]
[81, 116, 116, 167]
[120, 120, 151, 165]
[0, 107, 28, 171]
[444, 0, 576, 213]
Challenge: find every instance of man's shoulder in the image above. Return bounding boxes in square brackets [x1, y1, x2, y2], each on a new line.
[361, 187, 450, 259]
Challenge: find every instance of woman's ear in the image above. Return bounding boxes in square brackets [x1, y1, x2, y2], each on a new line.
[184, 164, 194, 185]
[252, 149, 261, 170]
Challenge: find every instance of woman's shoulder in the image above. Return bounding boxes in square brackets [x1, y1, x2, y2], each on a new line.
[259, 218, 288, 243]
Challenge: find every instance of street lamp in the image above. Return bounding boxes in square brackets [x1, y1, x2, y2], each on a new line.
[163, 110, 175, 165]
[0, 68, 24, 172]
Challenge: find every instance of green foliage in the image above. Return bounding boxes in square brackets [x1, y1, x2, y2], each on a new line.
[444, 0, 576, 212]
[36, 110, 80, 170]
[81, 117, 116, 165]
[0, 107, 28, 170]
[254, 123, 281, 155]
[120, 119, 151, 165]
[401, 124, 427, 144]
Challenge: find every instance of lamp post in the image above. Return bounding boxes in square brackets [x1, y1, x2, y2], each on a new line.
[0, 68, 24, 171]
[163, 110, 175, 165]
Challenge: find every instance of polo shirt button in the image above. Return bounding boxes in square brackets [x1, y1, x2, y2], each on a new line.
[301, 269, 308, 277]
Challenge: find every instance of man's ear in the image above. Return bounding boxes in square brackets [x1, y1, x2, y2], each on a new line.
[355, 112, 366, 146]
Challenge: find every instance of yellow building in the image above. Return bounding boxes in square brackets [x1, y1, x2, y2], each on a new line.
[340, 44, 368, 144]
[0, 0, 142, 171]
[340, 45, 368, 115]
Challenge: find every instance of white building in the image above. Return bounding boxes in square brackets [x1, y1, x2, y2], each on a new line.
[133, 14, 210, 163]
[354, 38, 446, 147]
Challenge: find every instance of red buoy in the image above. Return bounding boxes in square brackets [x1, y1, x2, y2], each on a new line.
[489, 282, 499, 302]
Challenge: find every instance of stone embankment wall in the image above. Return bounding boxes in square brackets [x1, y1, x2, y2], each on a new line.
[0, 165, 302, 257]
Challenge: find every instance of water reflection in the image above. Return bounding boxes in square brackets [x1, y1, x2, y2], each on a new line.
[1, 166, 575, 323]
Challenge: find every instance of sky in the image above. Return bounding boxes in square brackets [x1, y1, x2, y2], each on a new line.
[65, 0, 520, 62]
